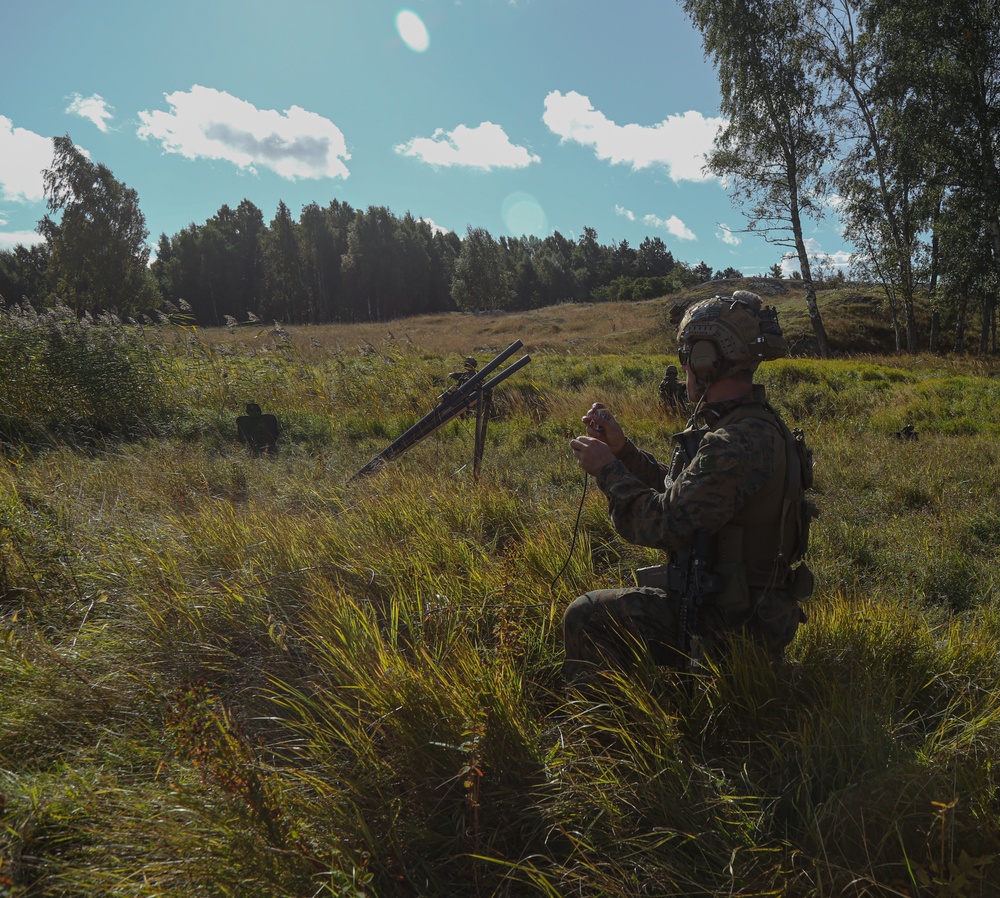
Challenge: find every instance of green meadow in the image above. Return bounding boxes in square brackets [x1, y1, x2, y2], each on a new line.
[3, 295, 1000, 897]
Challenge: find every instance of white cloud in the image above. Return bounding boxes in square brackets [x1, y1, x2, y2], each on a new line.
[137, 85, 351, 180]
[66, 93, 114, 132]
[717, 224, 741, 246]
[0, 117, 52, 203]
[543, 90, 724, 182]
[419, 216, 451, 235]
[780, 241, 853, 275]
[827, 249, 852, 269]
[394, 122, 540, 170]
[642, 213, 697, 241]
[0, 229, 44, 251]
[617, 203, 696, 241]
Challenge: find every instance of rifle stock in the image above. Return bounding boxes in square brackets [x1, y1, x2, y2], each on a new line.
[350, 341, 531, 480]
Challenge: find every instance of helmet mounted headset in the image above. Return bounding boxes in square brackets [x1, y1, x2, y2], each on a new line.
[677, 290, 788, 387]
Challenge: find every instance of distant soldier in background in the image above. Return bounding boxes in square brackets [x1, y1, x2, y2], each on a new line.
[892, 423, 918, 441]
[237, 402, 279, 456]
[658, 364, 687, 415]
[447, 356, 479, 391]
[446, 357, 480, 417]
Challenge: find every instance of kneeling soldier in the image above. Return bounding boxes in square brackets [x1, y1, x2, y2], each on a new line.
[565, 291, 815, 687]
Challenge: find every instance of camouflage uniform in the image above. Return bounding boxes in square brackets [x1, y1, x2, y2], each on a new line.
[563, 389, 807, 686]
[446, 357, 480, 417]
[448, 356, 479, 389]
[658, 366, 682, 413]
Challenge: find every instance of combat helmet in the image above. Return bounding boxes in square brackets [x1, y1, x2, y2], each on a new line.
[676, 290, 787, 377]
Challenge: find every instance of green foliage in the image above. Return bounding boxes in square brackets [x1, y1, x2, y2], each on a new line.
[590, 274, 681, 303]
[0, 244, 52, 307]
[451, 226, 512, 312]
[0, 303, 170, 446]
[38, 135, 158, 316]
[5, 327, 1000, 896]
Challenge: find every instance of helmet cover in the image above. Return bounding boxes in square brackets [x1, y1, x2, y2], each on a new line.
[676, 290, 787, 373]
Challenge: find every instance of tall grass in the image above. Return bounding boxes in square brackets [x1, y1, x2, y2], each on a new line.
[0, 303, 169, 446]
[3, 308, 1000, 896]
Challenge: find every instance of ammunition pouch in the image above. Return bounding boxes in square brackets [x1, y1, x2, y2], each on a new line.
[789, 562, 815, 601]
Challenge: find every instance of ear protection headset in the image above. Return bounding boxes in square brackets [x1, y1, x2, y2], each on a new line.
[687, 340, 721, 381]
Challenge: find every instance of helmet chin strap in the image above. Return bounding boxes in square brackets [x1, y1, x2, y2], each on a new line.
[688, 363, 747, 420]
[687, 372, 714, 421]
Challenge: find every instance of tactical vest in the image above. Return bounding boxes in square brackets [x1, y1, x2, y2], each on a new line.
[669, 401, 814, 602]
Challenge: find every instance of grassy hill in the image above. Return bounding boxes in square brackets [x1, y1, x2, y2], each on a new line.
[2, 293, 1000, 897]
[220, 277, 924, 362]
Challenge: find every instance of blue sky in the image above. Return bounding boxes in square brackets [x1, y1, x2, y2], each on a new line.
[1, 0, 850, 275]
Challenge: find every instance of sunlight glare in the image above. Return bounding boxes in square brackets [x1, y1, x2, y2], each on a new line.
[395, 10, 430, 53]
[502, 192, 547, 237]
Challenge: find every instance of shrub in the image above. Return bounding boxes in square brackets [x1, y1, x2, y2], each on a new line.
[0, 303, 170, 447]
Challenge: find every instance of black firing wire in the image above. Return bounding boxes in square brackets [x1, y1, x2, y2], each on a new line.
[549, 471, 589, 592]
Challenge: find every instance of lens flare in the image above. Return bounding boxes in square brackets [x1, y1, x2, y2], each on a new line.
[502, 192, 547, 237]
[395, 9, 430, 52]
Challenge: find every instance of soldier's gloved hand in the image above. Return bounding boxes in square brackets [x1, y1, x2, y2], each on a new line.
[570, 434, 617, 475]
[582, 403, 626, 454]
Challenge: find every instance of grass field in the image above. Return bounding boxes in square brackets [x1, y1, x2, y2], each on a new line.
[2, 286, 1000, 897]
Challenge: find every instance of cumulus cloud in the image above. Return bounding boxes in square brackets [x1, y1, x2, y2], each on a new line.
[136, 85, 351, 180]
[419, 216, 451, 235]
[642, 213, 697, 241]
[66, 93, 114, 132]
[780, 241, 852, 276]
[616, 204, 696, 241]
[0, 229, 44, 251]
[543, 90, 724, 182]
[825, 249, 852, 269]
[394, 122, 540, 170]
[717, 225, 741, 246]
[0, 117, 52, 203]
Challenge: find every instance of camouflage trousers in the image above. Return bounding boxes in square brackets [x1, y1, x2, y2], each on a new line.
[562, 586, 805, 686]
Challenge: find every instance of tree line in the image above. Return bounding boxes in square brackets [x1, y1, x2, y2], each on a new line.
[150, 201, 737, 326]
[5, 0, 1000, 355]
[0, 140, 746, 329]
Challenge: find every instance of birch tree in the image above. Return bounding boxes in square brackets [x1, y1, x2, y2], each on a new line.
[682, 0, 833, 356]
